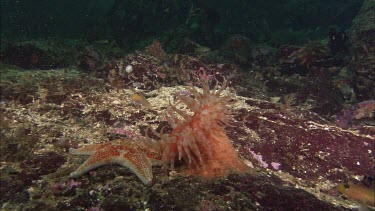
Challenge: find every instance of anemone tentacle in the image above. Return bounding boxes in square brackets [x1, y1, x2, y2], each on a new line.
[148, 78, 246, 176]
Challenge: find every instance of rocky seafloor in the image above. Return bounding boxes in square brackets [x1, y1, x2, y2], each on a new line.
[0, 50, 374, 210]
[1, 2, 375, 206]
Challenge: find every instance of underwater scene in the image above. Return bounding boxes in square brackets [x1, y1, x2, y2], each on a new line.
[0, 0, 374, 210]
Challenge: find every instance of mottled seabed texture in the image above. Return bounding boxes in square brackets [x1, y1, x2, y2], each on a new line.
[1, 0, 374, 210]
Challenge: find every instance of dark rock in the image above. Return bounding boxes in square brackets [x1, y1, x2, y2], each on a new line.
[1, 44, 64, 69]
[350, 0, 375, 101]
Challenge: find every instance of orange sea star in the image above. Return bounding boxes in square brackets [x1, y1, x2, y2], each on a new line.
[69, 138, 162, 184]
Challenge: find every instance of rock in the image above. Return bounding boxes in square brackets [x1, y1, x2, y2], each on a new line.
[350, 0, 375, 101]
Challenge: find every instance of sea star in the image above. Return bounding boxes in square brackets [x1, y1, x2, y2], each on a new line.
[69, 138, 162, 184]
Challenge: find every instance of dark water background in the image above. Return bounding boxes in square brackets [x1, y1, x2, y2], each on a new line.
[1, 0, 362, 50]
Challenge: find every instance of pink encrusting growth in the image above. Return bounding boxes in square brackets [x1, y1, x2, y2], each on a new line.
[147, 79, 247, 177]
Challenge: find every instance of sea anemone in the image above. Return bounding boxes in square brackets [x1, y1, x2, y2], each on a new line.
[147, 79, 247, 177]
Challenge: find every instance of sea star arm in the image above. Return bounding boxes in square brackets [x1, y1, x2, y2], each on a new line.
[70, 149, 118, 178]
[69, 142, 114, 155]
[70, 140, 154, 184]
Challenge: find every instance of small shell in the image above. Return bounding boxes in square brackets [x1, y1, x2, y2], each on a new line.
[125, 65, 133, 73]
